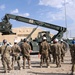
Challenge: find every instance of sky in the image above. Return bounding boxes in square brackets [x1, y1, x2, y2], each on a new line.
[0, 0, 75, 38]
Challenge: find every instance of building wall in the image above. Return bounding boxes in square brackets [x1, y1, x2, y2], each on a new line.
[0, 27, 42, 45]
[0, 27, 53, 45]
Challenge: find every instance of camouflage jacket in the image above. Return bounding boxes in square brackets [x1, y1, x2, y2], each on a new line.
[21, 42, 31, 56]
[53, 42, 63, 55]
[70, 44, 75, 58]
[11, 44, 21, 56]
[39, 40, 50, 54]
[1, 44, 11, 57]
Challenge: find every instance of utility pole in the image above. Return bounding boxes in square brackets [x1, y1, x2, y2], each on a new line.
[64, 0, 68, 39]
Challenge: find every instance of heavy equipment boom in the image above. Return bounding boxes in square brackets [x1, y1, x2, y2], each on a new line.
[1, 14, 66, 41]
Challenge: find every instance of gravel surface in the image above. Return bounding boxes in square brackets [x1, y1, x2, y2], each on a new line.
[0, 50, 72, 75]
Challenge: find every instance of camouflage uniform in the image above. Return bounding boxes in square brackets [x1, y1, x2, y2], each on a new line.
[1, 44, 12, 73]
[21, 41, 31, 69]
[70, 44, 75, 72]
[50, 44, 56, 63]
[39, 40, 50, 68]
[60, 42, 65, 62]
[70, 45, 74, 63]
[11, 44, 21, 70]
[53, 42, 63, 67]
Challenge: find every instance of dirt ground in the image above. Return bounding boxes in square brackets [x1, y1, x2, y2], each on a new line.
[0, 50, 73, 75]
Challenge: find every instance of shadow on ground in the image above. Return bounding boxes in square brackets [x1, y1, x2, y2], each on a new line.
[28, 71, 73, 75]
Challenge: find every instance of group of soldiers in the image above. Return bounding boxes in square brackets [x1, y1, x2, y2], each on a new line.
[0, 38, 32, 73]
[39, 37, 66, 68]
[0, 36, 69, 73]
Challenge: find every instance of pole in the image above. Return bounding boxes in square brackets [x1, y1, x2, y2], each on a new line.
[64, 0, 68, 39]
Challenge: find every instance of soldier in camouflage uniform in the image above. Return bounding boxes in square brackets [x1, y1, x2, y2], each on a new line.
[53, 38, 63, 67]
[21, 38, 31, 69]
[60, 39, 65, 62]
[0, 39, 12, 73]
[70, 40, 75, 72]
[50, 43, 56, 63]
[39, 37, 50, 68]
[11, 40, 21, 70]
[70, 45, 74, 64]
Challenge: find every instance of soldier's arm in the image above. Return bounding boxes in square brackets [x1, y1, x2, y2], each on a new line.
[28, 44, 32, 53]
[0, 47, 3, 55]
[48, 44, 52, 54]
[0, 47, 3, 59]
[0, 47, 1, 54]
[63, 44, 66, 51]
[29, 44, 31, 50]
[61, 45, 65, 55]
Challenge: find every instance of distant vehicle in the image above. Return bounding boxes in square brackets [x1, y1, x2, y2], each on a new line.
[63, 38, 74, 46]
[0, 42, 3, 47]
[0, 13, 67, 54]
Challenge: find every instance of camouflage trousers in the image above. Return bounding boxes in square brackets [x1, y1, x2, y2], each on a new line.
[72, 64, 75, 72]
[48, 53, 51, 62]
[56, 54, 61, 67]
[52, 53, 56, 63]
[22, 55, 31, 69]
[71, 59, 75, 72]
[12, 55, 21, 70]
[40, 53, 49, 67]
[61, 54, 65, 62]
[1, 56, 12, 72]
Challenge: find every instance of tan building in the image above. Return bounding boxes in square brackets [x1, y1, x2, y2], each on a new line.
[0, 27, 53, 45]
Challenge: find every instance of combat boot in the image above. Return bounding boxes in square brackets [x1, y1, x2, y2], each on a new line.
[61, 59, 64, 62]
[40, 66, 42, 68]
[8, 67, 12, 73]
[28, 66, 32, 69]
[57, 65, 61, 67]
[40, 62, 42, 68]
[47, 66, 50, 68]
[8, 70, 11, 73]
[4, 70, 8, 73]
[58, 64, 61, 67]
[11, 67, 14, 70]
[56, 65, 58, 67]
[23, 66, 26, 69]
[19, 67, 22, 70]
